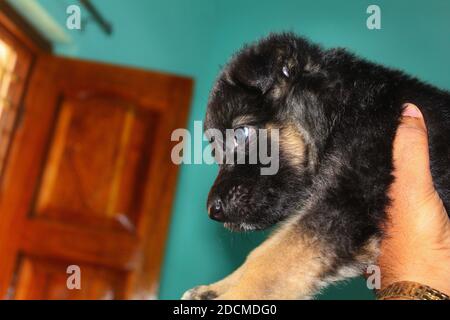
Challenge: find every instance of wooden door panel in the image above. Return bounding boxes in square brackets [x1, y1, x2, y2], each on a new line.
[0, 55, 193, 299]
[33, 95, 157, 232]
[15, 256, 126, 300]
[20, 219, 139, 270]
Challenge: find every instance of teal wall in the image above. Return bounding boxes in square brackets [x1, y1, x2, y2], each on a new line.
[16, 0, 450, 299]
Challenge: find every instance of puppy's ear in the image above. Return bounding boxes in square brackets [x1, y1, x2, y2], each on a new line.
[228, 48, 276, 94]
[227, 34, 299, 95]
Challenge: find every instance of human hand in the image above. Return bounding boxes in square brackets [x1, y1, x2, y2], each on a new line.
[378, 103, 450, 296]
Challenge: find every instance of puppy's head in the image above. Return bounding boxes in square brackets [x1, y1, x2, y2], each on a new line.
[205, 33, 334, 231]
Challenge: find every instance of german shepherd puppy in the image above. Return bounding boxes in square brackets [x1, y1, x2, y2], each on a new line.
[182, 33, 450, 299]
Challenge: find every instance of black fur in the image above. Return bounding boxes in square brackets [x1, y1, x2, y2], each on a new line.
[204, 33, 450, 266]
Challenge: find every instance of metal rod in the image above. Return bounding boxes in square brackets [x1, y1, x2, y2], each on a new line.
[79, 0, 112, 35]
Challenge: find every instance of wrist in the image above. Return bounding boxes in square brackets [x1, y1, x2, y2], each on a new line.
[379, 226, 450, 296]
[382, 265, 450, 296]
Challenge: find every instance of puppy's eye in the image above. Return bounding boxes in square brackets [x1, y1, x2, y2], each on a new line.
[282, 65, 290, 78]
[233, 126, 249, 147]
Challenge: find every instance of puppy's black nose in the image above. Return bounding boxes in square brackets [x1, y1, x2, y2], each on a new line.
[208, 198, 225, 222]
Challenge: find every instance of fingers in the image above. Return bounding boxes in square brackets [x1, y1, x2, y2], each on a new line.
[392, 103, 435, 204]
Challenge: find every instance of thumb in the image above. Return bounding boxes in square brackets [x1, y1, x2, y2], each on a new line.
[392, 103, 434, 201]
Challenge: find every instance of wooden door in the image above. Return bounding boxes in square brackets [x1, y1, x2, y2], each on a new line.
[0, 54, 192, 299]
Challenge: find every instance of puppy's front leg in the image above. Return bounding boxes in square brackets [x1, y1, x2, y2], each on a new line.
[183, 217, 378, 300]
[183, 218, 336, 300]
[181, 264, 244, 300]
[215, 220, 331, 299]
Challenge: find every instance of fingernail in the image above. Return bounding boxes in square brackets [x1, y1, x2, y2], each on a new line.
[402, 104, 423, 118]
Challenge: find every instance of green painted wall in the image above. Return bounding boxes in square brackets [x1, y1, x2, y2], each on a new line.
[18, 0, 450, 299]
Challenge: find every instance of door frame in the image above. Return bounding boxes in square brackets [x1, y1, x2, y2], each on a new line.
[0, 1, 51, 182]
[0, 1, 52, 54]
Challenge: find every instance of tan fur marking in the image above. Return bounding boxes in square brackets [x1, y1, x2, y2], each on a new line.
[232, 115, 256, 128]
[182, 221, 382, 300]
[265, 123, 305, 167]
[219, 222, 327, 299]
[277, 124, 306, 167]
[356, 237, 380, 264]
[184, 218, 332, 300]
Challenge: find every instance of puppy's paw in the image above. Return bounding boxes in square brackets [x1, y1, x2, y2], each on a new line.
[181, 285, 219, 300]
